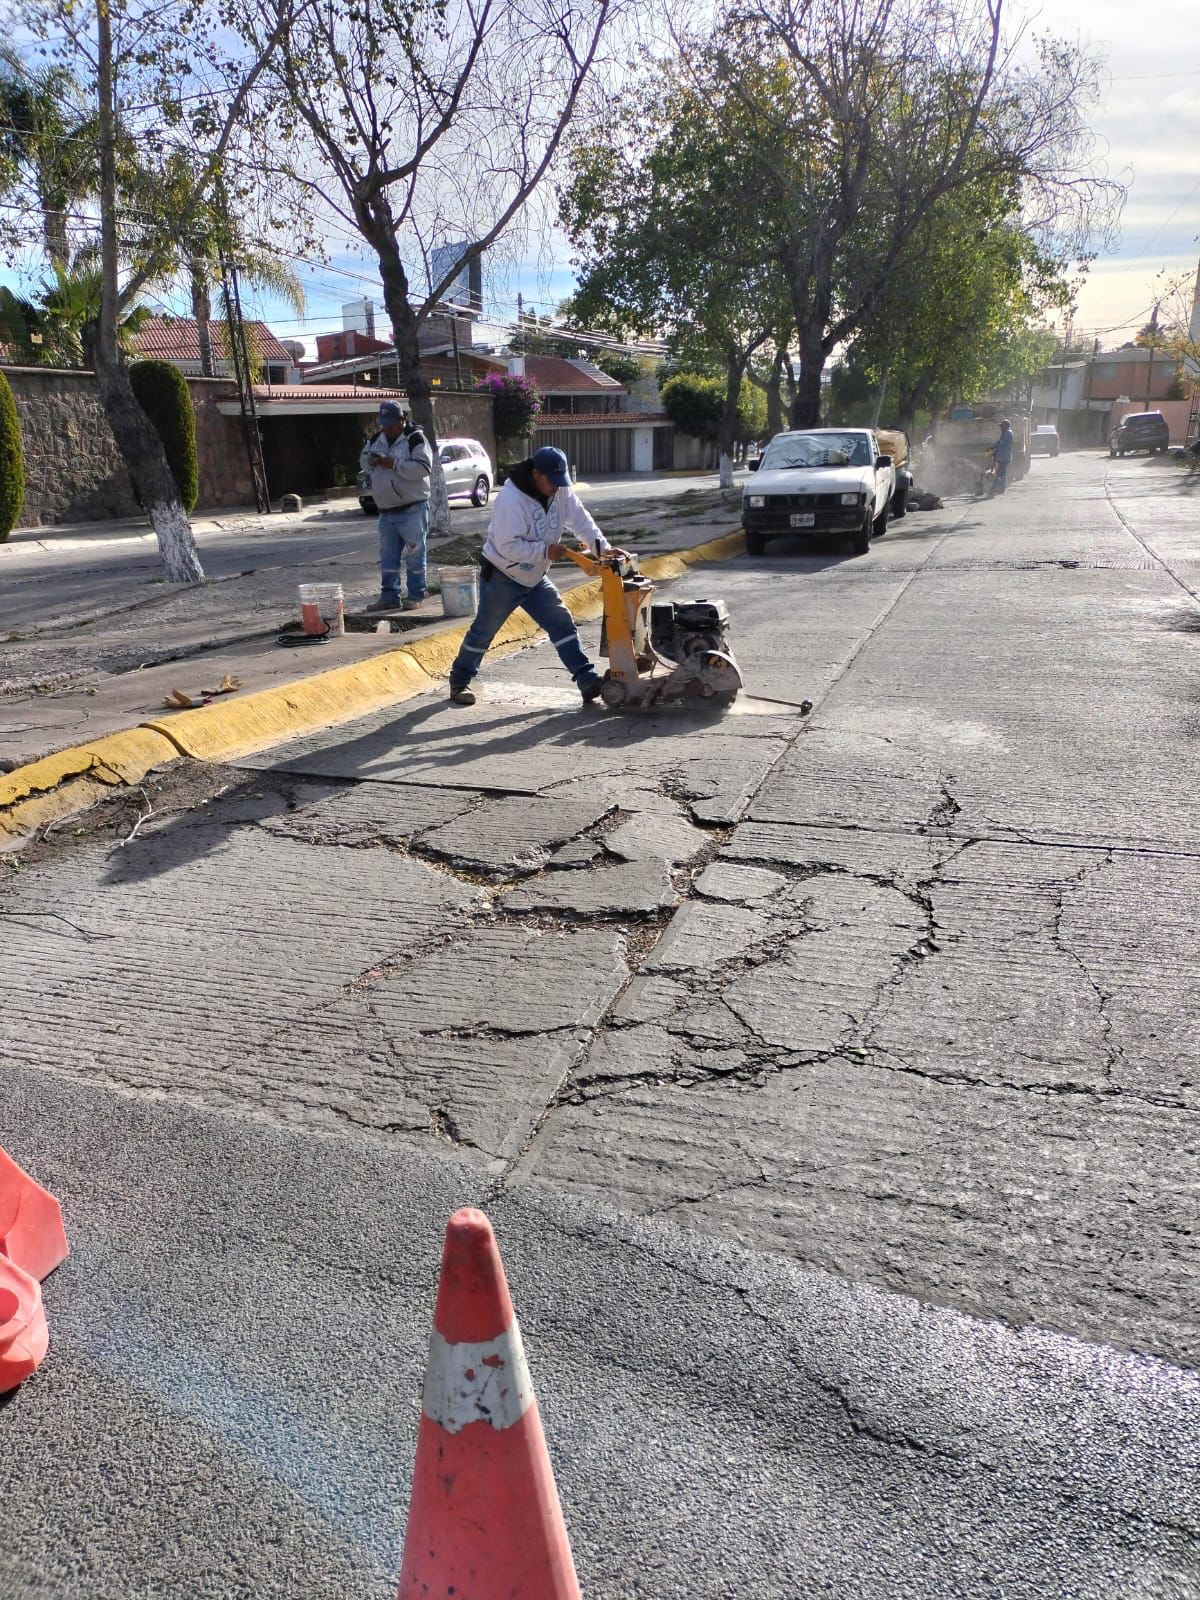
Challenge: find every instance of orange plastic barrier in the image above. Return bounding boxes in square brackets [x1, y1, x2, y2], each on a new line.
[0, 1255, 49, 1394]
[0, 1145, 69, 1281]
[398, 1208, 582, 1600]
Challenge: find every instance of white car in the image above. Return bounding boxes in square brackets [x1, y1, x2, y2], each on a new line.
[358, 435, 493, 514]
[438, 437, 493, 506]
[743, 428, 897, 556]
[1031, 425, 1060, 458]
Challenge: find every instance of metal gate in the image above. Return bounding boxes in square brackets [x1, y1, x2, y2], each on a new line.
[535, 427, 632, 475]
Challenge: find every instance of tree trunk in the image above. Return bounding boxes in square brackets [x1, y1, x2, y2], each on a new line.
[94, 0, 202, 583]
[190, 265, 215, 379]
[870, 369, 889, 428]
[767, 348, 788, 436]
[716, 350, 745, 490]
[85, 323, 204, 581]
[790, 320, 827, 429]
[362, 196, 450, 539]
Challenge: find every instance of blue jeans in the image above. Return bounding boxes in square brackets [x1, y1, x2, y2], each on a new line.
[449, 570, 599, 692]
[378, 503, 428, 602]
[993, 458, 1009, 493]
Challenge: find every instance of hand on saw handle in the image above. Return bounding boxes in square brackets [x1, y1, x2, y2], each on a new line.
[548, 538, 632, 562]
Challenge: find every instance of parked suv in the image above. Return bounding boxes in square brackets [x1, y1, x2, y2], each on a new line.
[1109, 412, 1170, 457]
[1031, 424, 1060, 457]
[357, 436, 493, 515]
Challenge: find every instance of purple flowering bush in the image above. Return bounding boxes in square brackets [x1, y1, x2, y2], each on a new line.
[477, 371, 542, 443]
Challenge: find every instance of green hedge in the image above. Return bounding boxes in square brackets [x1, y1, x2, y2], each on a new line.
[129, 360, 199, 512]
[0, 369, 24, 541]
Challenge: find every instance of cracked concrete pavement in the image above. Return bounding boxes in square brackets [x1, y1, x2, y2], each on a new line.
[3, 451, 1200, 1596]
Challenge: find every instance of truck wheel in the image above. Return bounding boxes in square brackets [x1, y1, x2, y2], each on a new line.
[872, 501, 889, 538]
[745, 530, 766, 555]
[891, 481, 908, 519]
[850, 511, 871, 556]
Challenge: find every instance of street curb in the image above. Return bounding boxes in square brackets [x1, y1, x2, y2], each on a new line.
[0, 528, 745, 842]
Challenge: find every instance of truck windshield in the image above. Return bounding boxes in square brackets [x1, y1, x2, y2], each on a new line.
[761, 433, 873, 469]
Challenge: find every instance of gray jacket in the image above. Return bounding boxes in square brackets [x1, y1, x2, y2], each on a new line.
[360, 428, 432, 510]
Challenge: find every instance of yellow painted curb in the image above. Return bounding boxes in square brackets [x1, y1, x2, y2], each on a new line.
[0, 527, 746, 838]
[0, 728, 180, 843]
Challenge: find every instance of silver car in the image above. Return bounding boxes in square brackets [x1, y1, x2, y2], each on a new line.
[357, 435, 493, 514]
[438, 438, 493, 506]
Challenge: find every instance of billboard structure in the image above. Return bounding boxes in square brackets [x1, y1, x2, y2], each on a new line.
[431, 242, 483, 314]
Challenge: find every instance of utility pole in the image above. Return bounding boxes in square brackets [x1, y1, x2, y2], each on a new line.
[1145, 303, 1160, 410]
[451, 315, 463, 390]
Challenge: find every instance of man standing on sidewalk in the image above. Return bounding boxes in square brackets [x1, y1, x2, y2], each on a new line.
[447, 446, 626, 707]
[361, 401, 432, 611]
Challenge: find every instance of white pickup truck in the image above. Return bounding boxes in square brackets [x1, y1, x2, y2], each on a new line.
[743, 428, 898, 556]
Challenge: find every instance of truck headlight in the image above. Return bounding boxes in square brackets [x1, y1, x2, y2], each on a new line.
[747, 495, 765, 508]
[841, 492, 861, 505]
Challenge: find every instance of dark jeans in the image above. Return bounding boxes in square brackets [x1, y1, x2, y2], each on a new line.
[449, 569, 599, 692]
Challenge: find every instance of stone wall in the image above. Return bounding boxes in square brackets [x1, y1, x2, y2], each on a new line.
[188, 380, 258, 509]
[7, 367, 140, 525]
[4, 367, 255, 525]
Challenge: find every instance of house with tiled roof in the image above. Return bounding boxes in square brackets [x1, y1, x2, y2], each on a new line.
[519, 356, 625, 414]
[133, 318, 298, 384]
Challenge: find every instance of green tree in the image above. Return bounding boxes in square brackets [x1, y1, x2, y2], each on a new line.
[0, 261, 150, 368]
[844, 185, 1076, 431]
[129, 360, 199, 512]
[139, 154, 306, 380]
[0, 367, 24, 539]
[562, 58, 790, 486]
[705, 2, 1120, 425]
[660, 373, 724, 443]
[0, 49, 96, 270]
[16, 5, 295, 582]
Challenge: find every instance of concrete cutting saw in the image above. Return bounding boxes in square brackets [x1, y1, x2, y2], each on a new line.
[562, 547, 743, 710]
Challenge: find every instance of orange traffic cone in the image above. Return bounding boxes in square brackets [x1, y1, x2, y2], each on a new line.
[0, 1145, 69, 1282]
[398, 1208, 582, 1600]
[0, 1255, 49, 1394]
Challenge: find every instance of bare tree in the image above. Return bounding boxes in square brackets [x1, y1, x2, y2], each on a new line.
[714, 0, 1122, 426]
[15, 0, 292, 579]
[252, 0, 626, 535]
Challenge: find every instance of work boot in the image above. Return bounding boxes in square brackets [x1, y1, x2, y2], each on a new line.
[580, 675, 605, 704]
[449, 686, 476, 706]
[366, 596, 400, 613]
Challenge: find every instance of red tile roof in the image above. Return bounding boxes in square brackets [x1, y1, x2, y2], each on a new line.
[134, 317, 295, 366]
[523, 356, 624, 393]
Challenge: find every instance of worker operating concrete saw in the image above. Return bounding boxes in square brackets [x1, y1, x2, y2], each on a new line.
[447, 447, 631, 707]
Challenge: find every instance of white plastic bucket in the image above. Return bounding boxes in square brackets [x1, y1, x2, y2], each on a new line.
[298, 582, 345, 637]
[438, 566, 479, 619]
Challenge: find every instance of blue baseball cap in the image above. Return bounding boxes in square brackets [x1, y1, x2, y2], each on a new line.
[377, 400, 404, 424]
[531, 445, 571, 487]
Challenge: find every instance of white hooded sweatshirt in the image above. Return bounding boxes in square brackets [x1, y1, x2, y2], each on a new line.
[482, 468, 611, 588]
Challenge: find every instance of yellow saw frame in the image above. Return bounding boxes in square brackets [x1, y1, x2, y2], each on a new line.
[561, 547, 743, 710]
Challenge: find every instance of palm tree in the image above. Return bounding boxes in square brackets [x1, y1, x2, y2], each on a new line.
[138, 152, 305, 378]
[0, 48, 96, 270]
[0, 261, 149, 367]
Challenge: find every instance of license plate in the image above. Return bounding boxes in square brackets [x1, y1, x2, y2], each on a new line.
[789, 513, 815, 527]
